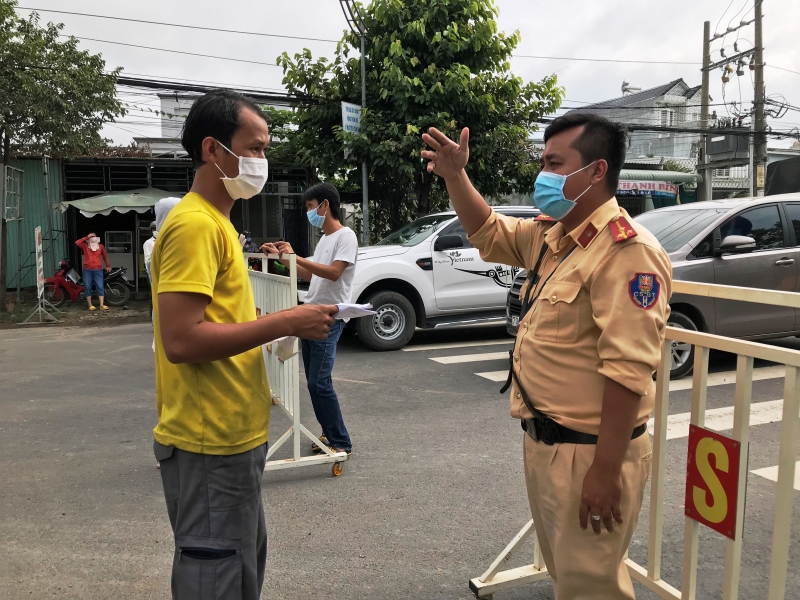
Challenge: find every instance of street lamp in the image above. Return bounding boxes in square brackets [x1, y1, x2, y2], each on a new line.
[338, 0, 370, 244]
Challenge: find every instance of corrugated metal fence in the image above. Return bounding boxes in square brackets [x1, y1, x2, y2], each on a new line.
[4, 158, 64, 288]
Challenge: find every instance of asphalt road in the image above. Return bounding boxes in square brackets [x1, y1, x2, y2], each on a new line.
[0, 323, 798, 599]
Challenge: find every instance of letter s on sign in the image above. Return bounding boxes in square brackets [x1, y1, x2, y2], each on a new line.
[692, 437, 729, 524]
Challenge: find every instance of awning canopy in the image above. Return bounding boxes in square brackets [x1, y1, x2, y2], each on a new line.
[618, 169, 702, 184]
[61, 187, 178, 217]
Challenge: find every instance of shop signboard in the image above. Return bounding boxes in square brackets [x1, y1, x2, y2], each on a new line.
[684, 425, 742, 539]
[35, 226, 44, 299]
[617, 180, 679, 200]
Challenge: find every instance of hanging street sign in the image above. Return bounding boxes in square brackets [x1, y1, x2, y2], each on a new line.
[341, 101, 362, 134]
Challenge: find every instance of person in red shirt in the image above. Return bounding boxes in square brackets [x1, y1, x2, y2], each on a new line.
[75, 233, 111, 311]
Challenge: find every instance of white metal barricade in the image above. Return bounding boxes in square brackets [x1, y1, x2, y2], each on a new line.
[246, 253, 348, 476]
[469, 281, 800, 599]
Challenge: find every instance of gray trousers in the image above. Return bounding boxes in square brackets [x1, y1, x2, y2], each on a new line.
[154, 441, 268, 600]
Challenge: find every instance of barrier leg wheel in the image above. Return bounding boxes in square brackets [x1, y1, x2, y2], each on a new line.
[332, 462, 344, 477]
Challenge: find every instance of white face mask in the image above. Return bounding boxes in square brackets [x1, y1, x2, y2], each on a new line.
[214, 140, 269, 200]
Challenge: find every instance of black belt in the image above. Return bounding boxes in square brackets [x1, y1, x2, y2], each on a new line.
[521, 418, 647, 445]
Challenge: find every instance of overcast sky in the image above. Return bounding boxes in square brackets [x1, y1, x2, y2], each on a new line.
[14, 0, 800, 148]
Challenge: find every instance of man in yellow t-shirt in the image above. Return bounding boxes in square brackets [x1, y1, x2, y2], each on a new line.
[151, 89, 338, 600]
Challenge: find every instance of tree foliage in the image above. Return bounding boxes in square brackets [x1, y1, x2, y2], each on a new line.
[0, 1, 124, 162]
[0, 0, 125, 309]
[276, 0, 563, 241]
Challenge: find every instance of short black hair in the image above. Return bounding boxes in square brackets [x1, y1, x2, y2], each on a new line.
[181, 89, 268, 168]
[543, 113, 629, 193]
[302, 182, 341, 220]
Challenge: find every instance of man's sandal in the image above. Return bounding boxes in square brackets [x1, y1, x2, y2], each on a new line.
[311, 435, 328, 453]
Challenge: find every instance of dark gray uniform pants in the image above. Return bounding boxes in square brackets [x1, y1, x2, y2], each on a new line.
[154, 441, 268, 600]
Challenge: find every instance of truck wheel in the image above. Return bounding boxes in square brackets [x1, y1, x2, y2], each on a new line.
[668, 311, 698, 380]
[356, 291, 416, 351]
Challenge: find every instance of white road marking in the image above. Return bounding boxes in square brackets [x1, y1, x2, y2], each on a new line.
[430, 351, 510, 364]
[646, 399, 785, 440]
[475, 366, 787, 387]
[476, 370, 510, 382]
[669, 365, 786, 391]
[751, 462, 800, 491]
[332, 377, 375, 385]
[404, 339, 513, 352]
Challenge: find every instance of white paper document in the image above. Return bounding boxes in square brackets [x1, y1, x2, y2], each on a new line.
[265, 336, 298, 362]
[335, 303, 376, 320]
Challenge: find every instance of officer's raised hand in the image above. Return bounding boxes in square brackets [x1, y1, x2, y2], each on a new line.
[421, 127, 470, 180]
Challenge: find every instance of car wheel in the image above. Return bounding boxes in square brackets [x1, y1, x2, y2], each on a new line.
[667, 311, 698, 380]
[355, 291, 416, 351]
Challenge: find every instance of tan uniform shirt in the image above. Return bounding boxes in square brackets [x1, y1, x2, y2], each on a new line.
[468, 197, 672, 435]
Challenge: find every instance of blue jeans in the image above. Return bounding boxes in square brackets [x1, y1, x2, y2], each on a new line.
[300, 320, 351, 452]
[83, 269, 104, 297]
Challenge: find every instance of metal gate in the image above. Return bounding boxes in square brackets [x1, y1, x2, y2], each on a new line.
[469, 280, 800, 600]
[247, 253, 348, 476]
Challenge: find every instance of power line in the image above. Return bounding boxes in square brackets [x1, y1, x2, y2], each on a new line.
[16, 6, 340, 43]
[768, 65, 800, 76]
[118, 72, 289, 94]
[115, 75, 299, 104]
[513, 54, 698, 65]
[556, 102, 732, 111]
[21, 3, 800, 76]
[71, 36, 280, 68]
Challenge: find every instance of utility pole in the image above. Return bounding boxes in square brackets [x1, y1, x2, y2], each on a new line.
[699, 21, 712, 202]
[753, 0, 767, 196]
[339, 0, 370, 245]
[360, 32, 369, 244]
[749, 119, 755, 196]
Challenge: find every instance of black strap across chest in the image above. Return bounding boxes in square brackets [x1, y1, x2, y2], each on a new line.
[500, 240, 577, 395]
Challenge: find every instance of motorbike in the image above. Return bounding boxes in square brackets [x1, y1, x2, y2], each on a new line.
[45, 258, 131, 308]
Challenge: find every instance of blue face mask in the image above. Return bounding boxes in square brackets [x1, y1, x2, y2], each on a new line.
[533, 162, 596, 220]
[307, 205, 327, 228]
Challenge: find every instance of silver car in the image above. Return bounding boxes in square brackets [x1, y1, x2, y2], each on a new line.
[637, 193, 800, 378]
[506, 193, 800, 379]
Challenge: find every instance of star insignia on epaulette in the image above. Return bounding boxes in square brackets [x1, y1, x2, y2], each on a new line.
[608, 216, 637, 243]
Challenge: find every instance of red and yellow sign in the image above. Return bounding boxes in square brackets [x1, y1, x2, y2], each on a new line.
[685, 426, 742, 539]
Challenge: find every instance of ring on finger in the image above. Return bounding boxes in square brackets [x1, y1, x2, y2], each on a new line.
[590, 514, 601, 521]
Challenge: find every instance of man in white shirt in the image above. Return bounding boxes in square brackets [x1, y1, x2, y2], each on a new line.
[145, 198, 182, 325]
[262, 183, 358, 455]
[143, 221, 157, 281]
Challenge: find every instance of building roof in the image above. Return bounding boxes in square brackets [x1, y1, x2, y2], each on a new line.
[577, 79, 689, 110]
[683, 85, 702, 98]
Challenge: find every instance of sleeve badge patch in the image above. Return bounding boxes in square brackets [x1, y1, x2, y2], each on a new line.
[629, 273, 660, 310]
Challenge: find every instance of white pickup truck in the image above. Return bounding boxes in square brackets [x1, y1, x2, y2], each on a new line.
[299, 206, 540, 350]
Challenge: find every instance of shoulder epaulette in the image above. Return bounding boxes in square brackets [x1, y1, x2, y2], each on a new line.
[608, 216, 637, 243]
[534, 214, 556, 222]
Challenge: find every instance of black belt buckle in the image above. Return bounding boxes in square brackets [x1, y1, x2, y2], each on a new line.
[537, 417, 562, 446]
[522, 419, 538, 442]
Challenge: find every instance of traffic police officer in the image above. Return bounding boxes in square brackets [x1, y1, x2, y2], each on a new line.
[422, 113, 672, 599]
